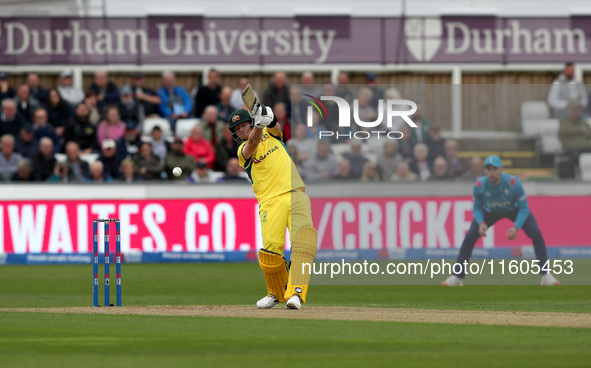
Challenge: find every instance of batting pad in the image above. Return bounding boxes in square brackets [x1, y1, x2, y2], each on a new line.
[285, 226, 318, 303]
[258, 249, 288, 303]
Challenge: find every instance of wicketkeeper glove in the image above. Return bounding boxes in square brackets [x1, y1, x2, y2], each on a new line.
[254, 105, 276, 128]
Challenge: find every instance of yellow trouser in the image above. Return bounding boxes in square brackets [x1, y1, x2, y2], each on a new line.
[258, 189, 317, 303]
[258, 188, 313, 255]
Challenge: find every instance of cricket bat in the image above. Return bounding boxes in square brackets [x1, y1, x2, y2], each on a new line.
[241, 84, 261, 118]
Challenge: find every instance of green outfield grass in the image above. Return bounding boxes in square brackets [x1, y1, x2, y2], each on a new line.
[1, 262, 590, 368]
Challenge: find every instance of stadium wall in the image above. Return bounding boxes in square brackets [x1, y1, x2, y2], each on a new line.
[0, 182, 589, 264]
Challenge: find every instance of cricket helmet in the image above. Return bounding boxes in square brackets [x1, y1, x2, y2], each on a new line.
[228, 109, 253, 143]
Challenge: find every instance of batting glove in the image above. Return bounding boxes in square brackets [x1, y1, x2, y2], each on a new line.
[254, 105, 274, 128]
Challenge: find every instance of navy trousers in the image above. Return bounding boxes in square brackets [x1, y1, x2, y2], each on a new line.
[454, 210, 548, 277]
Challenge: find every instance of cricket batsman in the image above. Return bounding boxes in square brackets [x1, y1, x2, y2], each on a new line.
[228, 106, 317, 309]
[442, 155, 560, 286]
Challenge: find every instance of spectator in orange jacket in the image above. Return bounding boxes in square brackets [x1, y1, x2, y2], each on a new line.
[183, 125, 215, 168]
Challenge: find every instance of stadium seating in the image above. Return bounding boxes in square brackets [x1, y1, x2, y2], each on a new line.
[521, 119, 559, 138]
[520, 101, 551, 121]
[175, 119, 201, 139]
[580, 153, 591, 181]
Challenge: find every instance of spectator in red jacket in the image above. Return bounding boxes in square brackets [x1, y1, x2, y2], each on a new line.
[183, 125, 215, 168]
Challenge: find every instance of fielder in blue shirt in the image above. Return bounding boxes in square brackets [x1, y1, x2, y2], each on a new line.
[443, 155, 560, 286]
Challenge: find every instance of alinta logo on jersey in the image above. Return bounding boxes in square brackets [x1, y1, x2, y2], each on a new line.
[304, 95, 418, 140]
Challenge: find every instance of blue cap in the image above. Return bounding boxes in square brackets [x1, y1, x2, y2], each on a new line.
[484, 155, 502, 167]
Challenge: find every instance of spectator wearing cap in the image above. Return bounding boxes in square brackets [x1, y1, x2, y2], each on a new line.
[230, 77, 258, 110]
[149, 126, 170, 162]
[0, 99, 26, 138]
[98, 138, 123, 180]
[303, 140, 338, 181]
[377, 141, 403, 182]
[218, 158, 249, 183]
[119, 159, 140, 183]
[12, 158, 38, 182]
[63, 103, 97, 153]
[215, 86, 234, 123]
[0, 134, 23, 181]
[343, 141, 369, 179]
[0, 71, 16, 102]
[31, 108, 60, 152]
[44, 88, 73, 136]
[14, 123, 38, 159]
[97, 106, 126, 146]
[263, 71, 289, 107]
[27, 73, 48, 104]
[194, 69, 222, 118]
[32, 137, 56, 181]
[410, 143, 432, 182]
[117, 85, 141, 129]
[558, 100, 591, 178]
[57, 69, 85, 107]
[158, 71, 192, 128]
[89, 70, 120, 113]
[201, 105, 225, 146]
[65, 141, 89, 182]
[131, 72, 161, 119]
[365, 73, 384, 109]
[116, 122, 142, 158]
[86, 160, 113, 183]
[548, 62, 588, 118]
[183, 125, 215, 169]
[132, 142, 163, 181]
[188, 161, 217, 183]
[214, 124, 239, 172]
[165, 137, 196, 180]
[14, 83, 41, 122]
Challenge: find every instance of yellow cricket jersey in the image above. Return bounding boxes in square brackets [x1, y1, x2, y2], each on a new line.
[238, 127, 305, 203]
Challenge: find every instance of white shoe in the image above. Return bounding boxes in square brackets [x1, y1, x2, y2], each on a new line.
[286, 295, 302, 310]
[256, 295, 279, 309]
[442, 275, 463, 286]
[541, 273, 560, 286]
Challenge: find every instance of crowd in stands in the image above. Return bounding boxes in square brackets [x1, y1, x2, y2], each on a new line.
[547, 63, 591, 178]
[4, 67, 555, 184]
